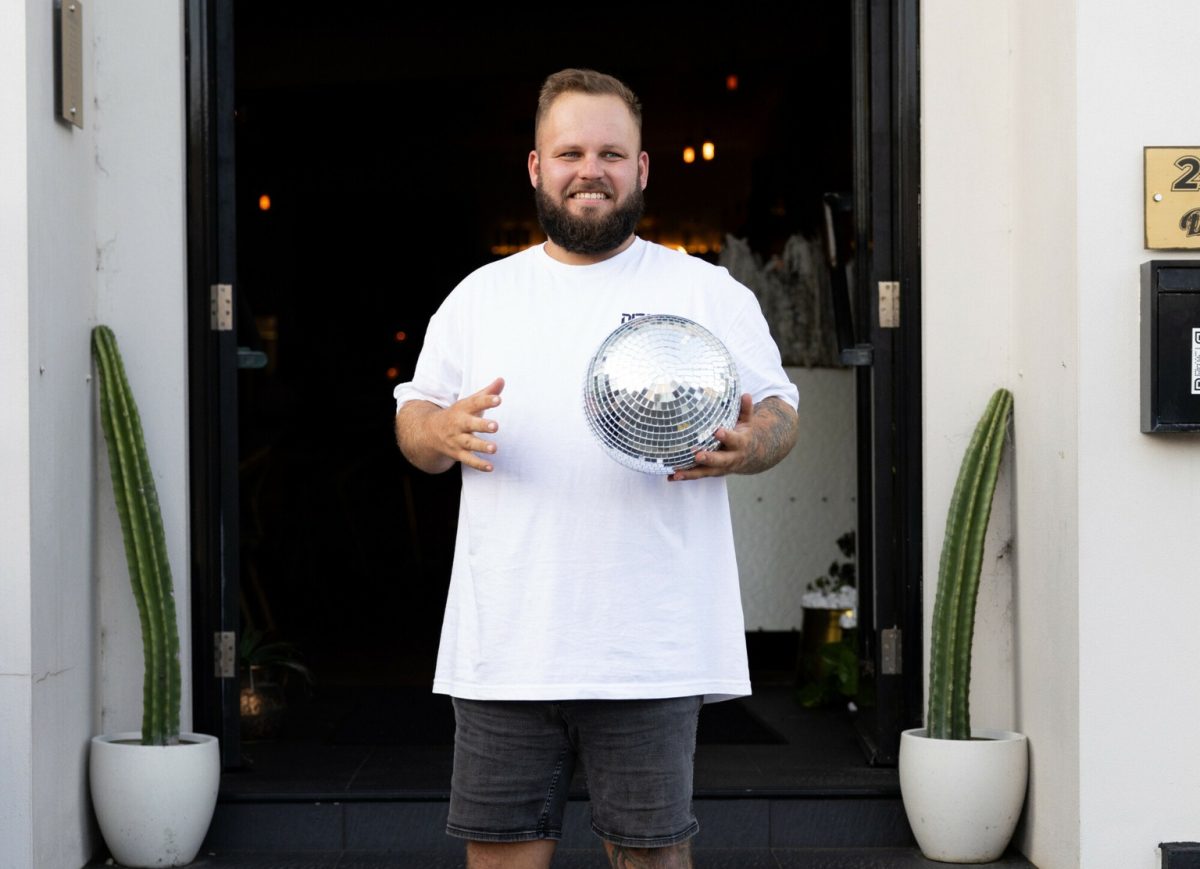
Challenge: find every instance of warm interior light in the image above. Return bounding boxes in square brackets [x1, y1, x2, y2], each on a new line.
[386, 367, 399, 379]
[394, 331, 407, 342]
[682, 147, 696, 164]
[702, 142, 715, 161]
[258, 194, 271, 211]
[726, 74, 738, 91]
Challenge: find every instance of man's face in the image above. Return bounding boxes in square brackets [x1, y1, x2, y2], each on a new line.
[528, 93, 650, 257]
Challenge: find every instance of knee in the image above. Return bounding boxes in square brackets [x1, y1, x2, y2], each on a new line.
[466, 839, 557, 869]
[603, 839, 692, 868]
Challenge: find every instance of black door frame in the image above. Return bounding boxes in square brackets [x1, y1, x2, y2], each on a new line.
[185, 0, 241, 768]
[183, 1, 924, 770]
[852, 0, 923, 766]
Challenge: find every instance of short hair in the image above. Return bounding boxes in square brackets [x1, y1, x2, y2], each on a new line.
[534, 68, 643, 146]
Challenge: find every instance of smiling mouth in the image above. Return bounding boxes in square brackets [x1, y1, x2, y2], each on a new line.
[570, 190, 610, 201]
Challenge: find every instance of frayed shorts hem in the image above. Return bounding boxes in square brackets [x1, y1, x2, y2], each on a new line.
[445, 824, 562, 843]
[592, 818, 699, 848]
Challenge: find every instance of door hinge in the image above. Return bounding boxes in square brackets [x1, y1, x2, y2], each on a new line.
[215, 631, 236, 678]
[210, 284, 233, 332]
[879, 281, 900, 329]
[880, 627, 902, 675]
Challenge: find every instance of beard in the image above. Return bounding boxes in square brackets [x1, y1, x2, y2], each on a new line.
[534, 179, 644, 255]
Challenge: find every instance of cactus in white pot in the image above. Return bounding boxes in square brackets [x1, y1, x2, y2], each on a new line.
[899, 388, 1028, 864]
[89, 325, 219, 867]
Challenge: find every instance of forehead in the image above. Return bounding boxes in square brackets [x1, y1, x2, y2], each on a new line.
[537, 93, 640, 150]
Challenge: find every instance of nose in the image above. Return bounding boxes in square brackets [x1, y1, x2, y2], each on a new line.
[578, 153, 604, 179]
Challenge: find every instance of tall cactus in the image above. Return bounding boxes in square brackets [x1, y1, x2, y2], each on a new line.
[927, 388, 1013, 740]
[93, 326, 181, 746]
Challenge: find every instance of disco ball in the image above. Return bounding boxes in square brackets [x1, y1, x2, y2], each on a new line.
[583, 314, 741, 474]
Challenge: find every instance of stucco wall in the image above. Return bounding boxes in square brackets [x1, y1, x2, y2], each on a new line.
[25, 0, 102, 864]
[93, 0, 191, 743]
[1009, 2, 1081, 866]
[922, 2, 1081, 868]
[0, 4, 34, 865]
[0, 1, 189, 866]
[1075, 4, 1200, 867]
[926, 2, 1200, 868]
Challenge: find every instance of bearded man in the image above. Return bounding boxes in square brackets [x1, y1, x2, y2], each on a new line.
[394, 69, 799, 869]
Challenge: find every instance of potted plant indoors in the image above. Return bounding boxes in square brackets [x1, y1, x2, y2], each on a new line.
[238, 626, 313, 740]
[798, 531, 858, 708]
[898, 388, 1028, 864]
[88, 326, 220, 867]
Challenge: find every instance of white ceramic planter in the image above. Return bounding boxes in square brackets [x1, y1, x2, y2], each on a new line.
[899, 727, 1028, 864]
[90, 732, 220, 868]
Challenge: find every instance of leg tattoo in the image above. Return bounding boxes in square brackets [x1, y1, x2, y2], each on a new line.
[604, 840, 692, 868]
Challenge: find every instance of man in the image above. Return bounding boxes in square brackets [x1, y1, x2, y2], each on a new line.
[394, 69, 799, 869]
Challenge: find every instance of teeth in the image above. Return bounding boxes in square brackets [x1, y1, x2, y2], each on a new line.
[573, 192, 607, 199]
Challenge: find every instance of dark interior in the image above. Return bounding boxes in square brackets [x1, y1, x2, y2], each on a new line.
[230, 5, 855, 775]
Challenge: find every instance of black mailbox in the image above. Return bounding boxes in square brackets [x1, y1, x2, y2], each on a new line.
[1142, 260, 1200, 432]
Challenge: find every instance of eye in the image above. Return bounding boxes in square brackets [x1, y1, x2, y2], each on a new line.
[603, 151, 625, 159]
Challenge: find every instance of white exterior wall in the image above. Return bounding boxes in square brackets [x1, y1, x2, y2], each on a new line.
[1075, 4, 1200, 867]
[927, 1, 1200, 868]
[1008, 3, 1081, 866]
[25, 0, 102, 864]
[923, 1, 1082, 868]
[0, 2, 190, 866]
[0, 4, 34, 865]
[921, 0, 1021, 742]
[93, 0, 192, 742]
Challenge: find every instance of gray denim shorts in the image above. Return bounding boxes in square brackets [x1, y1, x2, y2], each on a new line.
[447, 695, 703, 848]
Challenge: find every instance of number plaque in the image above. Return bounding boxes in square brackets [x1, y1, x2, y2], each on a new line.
[1145, 147, 1200, 250]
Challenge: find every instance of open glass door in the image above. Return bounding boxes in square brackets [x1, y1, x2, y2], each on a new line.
[848, 0, 924, 765]
[186, 0, 242, 768]
[184, 1, 923, 785]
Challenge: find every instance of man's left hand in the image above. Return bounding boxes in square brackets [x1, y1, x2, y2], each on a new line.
[667, 394, 798, 482]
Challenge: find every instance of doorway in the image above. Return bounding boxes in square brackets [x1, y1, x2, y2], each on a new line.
[187, 3, 920, 797]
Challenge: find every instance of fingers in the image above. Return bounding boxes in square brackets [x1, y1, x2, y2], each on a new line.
[445, 377, 505, 471]
[667, 447, 734, 481]
[469, 376, 505, 404]
[462, 389, 503, 415]
[669, 403, 751, 480]
[457, 448, 495, 473]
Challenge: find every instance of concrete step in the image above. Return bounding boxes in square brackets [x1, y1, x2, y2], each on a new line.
[199, 795, 917, 853]
[88, 846, 1036, 868]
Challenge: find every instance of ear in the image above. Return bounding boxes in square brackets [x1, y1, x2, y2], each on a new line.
[528, 150, 540, 188]
[638, 151, 649, 190]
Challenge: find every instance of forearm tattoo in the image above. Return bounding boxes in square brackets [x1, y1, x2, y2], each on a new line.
[739, 396, 799, 474]
[606, 841, 693, 868]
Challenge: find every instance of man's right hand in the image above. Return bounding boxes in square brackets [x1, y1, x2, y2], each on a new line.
[394, 377, 505, 474]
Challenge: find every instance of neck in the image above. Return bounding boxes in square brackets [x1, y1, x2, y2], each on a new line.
[543, 234, 636, 265]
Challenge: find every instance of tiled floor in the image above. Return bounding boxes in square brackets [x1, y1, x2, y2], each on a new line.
[221, 685, 898, 800]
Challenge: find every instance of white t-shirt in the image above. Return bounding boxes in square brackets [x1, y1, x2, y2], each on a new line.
[394, 238, 799, 703]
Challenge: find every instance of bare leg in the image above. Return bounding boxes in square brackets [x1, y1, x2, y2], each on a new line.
[466, 839, 557, 869]
[603, 840, 693, 868]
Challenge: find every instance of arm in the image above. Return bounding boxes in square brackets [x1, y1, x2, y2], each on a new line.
[395, 377, 505, 474]
[667, 394, 798, 482]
